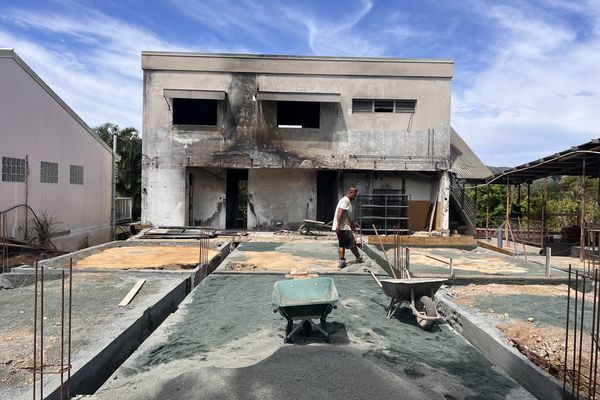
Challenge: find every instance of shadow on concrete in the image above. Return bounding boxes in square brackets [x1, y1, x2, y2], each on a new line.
[286, 321, 350, 345]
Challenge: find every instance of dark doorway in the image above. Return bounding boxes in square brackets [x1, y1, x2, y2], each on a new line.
[317, 171, 338, 222]
[226, 169, 248, 229]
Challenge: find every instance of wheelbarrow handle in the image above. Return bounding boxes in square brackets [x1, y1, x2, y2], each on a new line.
[364, 269, 383, 288]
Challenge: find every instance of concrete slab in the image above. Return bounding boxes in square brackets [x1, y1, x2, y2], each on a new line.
[0, 271, 189, 400]
[92, 274, 534, 400]
[217, 241, 385, 274]
[366, 244, 563, 278]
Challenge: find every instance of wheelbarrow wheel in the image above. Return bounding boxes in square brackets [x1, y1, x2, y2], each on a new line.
[299, 225, 310, 235]
[302, 320, 312, 337]
[415, 296, 437, 330]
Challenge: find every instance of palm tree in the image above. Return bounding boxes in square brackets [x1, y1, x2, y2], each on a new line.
[94, 123, 142, 220]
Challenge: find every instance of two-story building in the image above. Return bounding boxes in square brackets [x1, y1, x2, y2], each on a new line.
[141, 52, 489, 235]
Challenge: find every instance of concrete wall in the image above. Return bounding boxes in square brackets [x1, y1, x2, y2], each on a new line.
[247, 169, 316, 230]
[0, 52, 112, 249]
[188, 167, 226, 228]
[142, 53, 453, 229]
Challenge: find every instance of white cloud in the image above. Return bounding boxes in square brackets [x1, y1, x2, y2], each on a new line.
[453, 1, 600, 166]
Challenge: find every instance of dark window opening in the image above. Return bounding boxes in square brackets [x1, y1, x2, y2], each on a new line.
[277, 101, 320, 129]
[374, 100, 394, 113]
[352, 99, 417, 113]
[352, 100, 372, 113]
[173, 98, 217, 126]
[395, 100, 417, 113]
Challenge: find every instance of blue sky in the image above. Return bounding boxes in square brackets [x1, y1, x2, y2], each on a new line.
[1, 0, 599, 166]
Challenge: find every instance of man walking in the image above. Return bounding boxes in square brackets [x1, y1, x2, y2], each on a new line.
[333, 187, 364, 268]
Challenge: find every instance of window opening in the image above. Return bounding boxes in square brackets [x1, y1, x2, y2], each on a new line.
[173, 98, 217, 126]
[277, 101, 320, 129]
[2, 157, 26, 182]
[40, 161, 58, 183]
[70, 165, 84, 185]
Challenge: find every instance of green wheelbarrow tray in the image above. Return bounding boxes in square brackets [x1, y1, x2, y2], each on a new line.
[272, 277, 339, 343]
[298, 219, 333, 235]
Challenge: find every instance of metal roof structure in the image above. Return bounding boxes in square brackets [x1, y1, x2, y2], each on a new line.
[486, 138, 600, 185]
[449, 128, 492, 182]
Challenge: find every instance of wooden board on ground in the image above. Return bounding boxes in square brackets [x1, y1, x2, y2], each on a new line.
[477, 240, 516, 256]
[367, 235, 476, 247]
[119, 279, 146, 307]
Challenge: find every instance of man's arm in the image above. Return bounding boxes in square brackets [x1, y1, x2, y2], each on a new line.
[335, 207, 344, 232]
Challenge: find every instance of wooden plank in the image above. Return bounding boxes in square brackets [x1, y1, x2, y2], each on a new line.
[118, 279, 146, 307]
[367, 235, 476, 247]
[477, 240, 515, 256]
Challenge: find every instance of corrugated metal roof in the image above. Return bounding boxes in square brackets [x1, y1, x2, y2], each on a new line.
[487, 138, 600, 184]
[449, 128, 492, 181]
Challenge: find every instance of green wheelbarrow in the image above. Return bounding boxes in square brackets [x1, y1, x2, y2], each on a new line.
[298, 219, 333, 235]
[272, 277, 339, 343]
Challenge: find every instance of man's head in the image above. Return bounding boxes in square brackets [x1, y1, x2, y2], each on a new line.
[346, 186, 358, 200]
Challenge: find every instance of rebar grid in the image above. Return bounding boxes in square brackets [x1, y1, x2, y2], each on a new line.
[392, 226, 410, 279]
[564, 266, 600, 399]
[32, 259, 73, 400]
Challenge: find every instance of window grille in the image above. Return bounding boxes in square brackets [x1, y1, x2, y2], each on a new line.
[352, 99, 417, 113]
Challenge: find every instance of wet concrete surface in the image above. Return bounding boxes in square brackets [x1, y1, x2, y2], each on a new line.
[93, 274, 534, 400]
[0, 272, 187, 400]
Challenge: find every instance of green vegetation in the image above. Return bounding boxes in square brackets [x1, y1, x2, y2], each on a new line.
[471, 176, 599, 232]
[95, 123, 142, 220]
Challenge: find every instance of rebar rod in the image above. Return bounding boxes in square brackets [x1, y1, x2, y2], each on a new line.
[578, 274, 587, 397]
[40, 265, 44, 400]
[589, 268, 598, 398]
[67, 258, 72, 399]
[33, 261, 38, 400]
[573, 270, 579, 395]
[61, 269, 65, 400]
[594, 267, 600, 399]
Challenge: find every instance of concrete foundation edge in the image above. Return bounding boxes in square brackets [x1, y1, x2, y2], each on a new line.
[45, 277, 190, 400]
[436, 295, 564, 400]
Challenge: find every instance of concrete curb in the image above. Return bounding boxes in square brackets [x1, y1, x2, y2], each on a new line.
[45, 277, 190, 400]
[436, 295, 564, 400]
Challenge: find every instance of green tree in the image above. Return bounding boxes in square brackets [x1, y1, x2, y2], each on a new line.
[94, 123, 142, 220]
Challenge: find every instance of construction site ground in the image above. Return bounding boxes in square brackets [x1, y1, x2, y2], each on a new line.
[73, 245, 218, 270]
[439, 282, 582, 390]
[382, 246, 581, 278]
[218, 240, 387, 274]
[0, 271, 187, 400]
[91, 273, 534, 400]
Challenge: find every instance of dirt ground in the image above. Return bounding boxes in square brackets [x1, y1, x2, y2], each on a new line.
[75, 246, 218, 270]
[448, 284, 568, 307]
[499, 321, 598, 395]
[3, 253, 54, 269]
[397, 248, 531, 275]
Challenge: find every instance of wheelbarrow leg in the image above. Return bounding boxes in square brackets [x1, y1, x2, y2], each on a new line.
[386, 299, 402, 319]
[313, 318, 330, 343]
[285, 322, 303, 343]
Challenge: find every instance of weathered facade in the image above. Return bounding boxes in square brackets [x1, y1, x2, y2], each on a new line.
[142, 52, 484, 234]
[0, 49, 113, 250]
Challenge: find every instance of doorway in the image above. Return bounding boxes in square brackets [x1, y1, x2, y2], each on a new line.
[317, 170, 338, 222]
[226, 169, 248, 229]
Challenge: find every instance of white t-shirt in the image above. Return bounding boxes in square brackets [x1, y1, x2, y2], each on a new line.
[332, 196, 352, 231]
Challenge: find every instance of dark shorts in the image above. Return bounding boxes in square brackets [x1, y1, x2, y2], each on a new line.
[336, 230, 356, 249]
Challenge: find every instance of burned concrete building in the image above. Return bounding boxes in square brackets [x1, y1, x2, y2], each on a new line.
[141, 52, 489, 234]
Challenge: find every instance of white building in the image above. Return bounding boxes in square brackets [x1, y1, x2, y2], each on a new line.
[0, 49, 113, 250]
